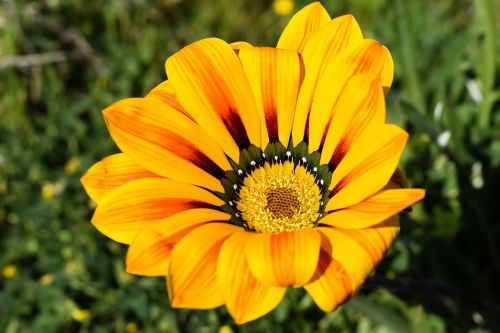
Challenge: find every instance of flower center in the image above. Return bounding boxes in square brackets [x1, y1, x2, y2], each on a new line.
[236, 161, 322, 233]
[266, 187, 300, 219]
[219, 142, 332, 233]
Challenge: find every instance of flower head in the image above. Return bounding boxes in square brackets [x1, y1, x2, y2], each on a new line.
[81, 2, 424, 324]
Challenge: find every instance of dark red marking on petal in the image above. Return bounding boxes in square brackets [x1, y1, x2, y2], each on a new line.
[329, 140, 348, 170]
[105, 111, 225, 180]
[222, 106, 251, 149]
[265, 105, 279, 142]
[329, 176, 349, 198]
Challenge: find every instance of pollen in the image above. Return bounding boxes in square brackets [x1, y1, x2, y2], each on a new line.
[237, 161, 322, 233]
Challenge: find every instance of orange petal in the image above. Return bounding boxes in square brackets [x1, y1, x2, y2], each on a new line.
[246, 228, 321, 287]
[145, 80, 189, 118]
[316, 218, 399, 295]
[166, 38, 261, 161]
[217, 232, 286, 324]
[168, 222, 242, 309]
[239, 47, 301, 147]
[81, 153, 159, 204]
[292, 14, 363, 145]
[294, 40, 393, 146]
[91, 178, 223, 244]
[319, 73, 385, 165]
[126, 208, 230, 276]
[327, 124, 408, 211]
[277, 2, 330, 53]
[322, 189, 424, 229]
[103, 97, 230, 192]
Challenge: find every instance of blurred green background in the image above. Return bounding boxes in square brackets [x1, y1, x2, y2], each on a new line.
[1, 0, 499, 332]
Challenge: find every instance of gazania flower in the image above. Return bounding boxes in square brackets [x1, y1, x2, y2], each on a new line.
[81, 2, 424, 324]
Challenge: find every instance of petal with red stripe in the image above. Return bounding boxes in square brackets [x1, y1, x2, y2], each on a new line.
[246, 228, 321, 287]
[103, 97, 230, 192]
[217, 231, 286, 324]
[166, 38, 261, 161]
[306, 219, 399, 311]
[91, 178, 224, 244]
[319, 73, 385, 167]
[293, 40, 393, 147]
[168, 223, 242, 309]
[322, 189, 424, 228]
[126, 208, 230, 276]
[239, 47, 301, 147]
[81, 153, 160, 204]
[327, 124, 408, 211]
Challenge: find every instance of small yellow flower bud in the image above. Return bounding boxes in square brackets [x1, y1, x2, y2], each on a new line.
[218, 325, 234, 333]
[126, 322, 138, 333]
[41, 183, 55, 200]
[40, 274, 55, 285]
[64, 157, 80, 175]
[273, 0, 294, 16]
[2, 264, 17, 279]
[71, 309, 90, 322]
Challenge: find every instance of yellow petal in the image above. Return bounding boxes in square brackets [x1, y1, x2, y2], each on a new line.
[217, 232, 286, 324]
[316, 218, 399, 295]
[103, 97, 230, 192]
[126, 208, 230, 276]
[239, 47, 300, 147]
[294, 40, 393, 147]
[386, 169, 414, 213]
[246, 228, 321, 287]
[302, 14, 363, 65]
[292, 14, 363, 145]
[145, 80, 189, 118]
[168, 223, 242, 309]
[304, 253, 353, 312]
[81, 153, 159, 204]
[327, 124, 408, 211]
[277, 2, 330, 53]
[230, 41, 253, 50]
[322, 189, 425, 228]
[319, 73, 385, 165]
[166, 38, 261, 161]
[91, 178, 223, 244]
[308, 41, 393, 151]
[332, 217, 400, 267]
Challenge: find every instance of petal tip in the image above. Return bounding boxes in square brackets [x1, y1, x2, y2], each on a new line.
[80, 169, 92, 188]
[414, 188, 426, 201]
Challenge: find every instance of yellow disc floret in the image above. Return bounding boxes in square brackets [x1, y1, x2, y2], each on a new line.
[237, 161, 322, 233]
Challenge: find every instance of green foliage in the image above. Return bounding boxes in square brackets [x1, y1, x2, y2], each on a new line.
[1, 0, 499, 332]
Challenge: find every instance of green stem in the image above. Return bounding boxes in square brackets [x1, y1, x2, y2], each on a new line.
[475, 0, 496, 128]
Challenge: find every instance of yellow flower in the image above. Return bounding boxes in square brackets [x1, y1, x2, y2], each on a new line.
[81, 2, 424, 324]
[41, 183, 55, 200]
[2, 264, 17, 279]
[125, 322, 138, 333]
[218, 325, 234, 333]
[39, 274, 55, 285]
[71, 309, 90, 322]
[65, 157, 81, 174]
[273, 0, 294, 16]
